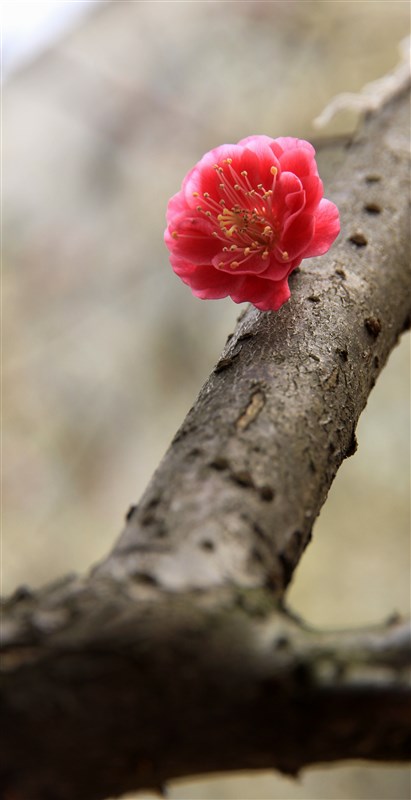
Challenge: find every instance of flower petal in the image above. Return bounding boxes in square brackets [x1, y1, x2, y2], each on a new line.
[302, 199, 340, 257]
[271, 172, 303, 220]
[301, 175, 323, 213]
[165, 215, 221, 264]
[236, 136, 282, 183]
[180, 264, 245, 300]
[281, 212, 315, 259]
[275, 137, 316, 159]
[230, 274, 291, 311]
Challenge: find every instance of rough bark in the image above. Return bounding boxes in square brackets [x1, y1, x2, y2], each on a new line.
[2, 582, 411, 800]
[1, 88, 410, 800]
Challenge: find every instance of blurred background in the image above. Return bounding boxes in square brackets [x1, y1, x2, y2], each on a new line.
[2, 1, 410, 798]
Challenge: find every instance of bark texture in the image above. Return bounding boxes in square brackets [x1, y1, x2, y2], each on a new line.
[1, 88, 410, 800]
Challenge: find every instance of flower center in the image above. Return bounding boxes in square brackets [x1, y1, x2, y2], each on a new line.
[192, 159, 289, 269]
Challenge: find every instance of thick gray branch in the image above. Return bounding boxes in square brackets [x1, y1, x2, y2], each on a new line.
[1, 582, 411, 800]
[1, 89, 410, 800]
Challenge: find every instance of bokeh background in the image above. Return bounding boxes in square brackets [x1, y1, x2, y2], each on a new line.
[3, 2, 410, 799]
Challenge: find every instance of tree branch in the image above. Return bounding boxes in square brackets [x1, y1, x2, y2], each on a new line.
[2, 582, 411, 800]
[96, 87, 410, 596]
[1, 88, 410, 800]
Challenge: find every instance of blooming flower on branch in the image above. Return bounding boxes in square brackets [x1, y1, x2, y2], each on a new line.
[164, 136, 340, 312]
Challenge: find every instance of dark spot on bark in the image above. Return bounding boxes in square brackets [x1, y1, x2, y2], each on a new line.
[141, 511, 156, 526]
[252, 443, 263, 453]
[259, 485, 275, 502]
[335, 268, 346, 278]
[337, 348, 348, 362]
[250, 546, 264, 564]
[274, 635, 290, 650]
[146, 496, 160, 510]
[231, 469, 255, 488]
[309, 459, 317, 472]
[251, 520, 270, 543]
[172, 427, 187, 445]
[374, 355, 380, 369]
[308, 353, 320, 362]
[214, 353, 240, 373]
[348, 232, 368, 247]
[187, 447, 202, 460]
[210, 456, 229, 471]
[125, 504, 138, 522]
[279, 552, 294, 585]
[11, 585, 33, 602]
[364, 202, 381, 214]
[365, 173, 382, 183]
[345, 432, 358, 458]
[402, 313, 411, 332]
[139, 498, 161, 524]
[136, 572, 158, 587]
[200, 539, 215, 552]
[364, 316, 382, 337]
[294, 530, 303, 549]
[307, 295, 321, 303]
[238, 331, 257, 342]
[328, 441, 335, 454]
[265, 572, 281, 592]
[141, 513, 167, 538]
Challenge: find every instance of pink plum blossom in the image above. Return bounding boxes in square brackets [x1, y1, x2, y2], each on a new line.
[165, 135, 340, 312]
